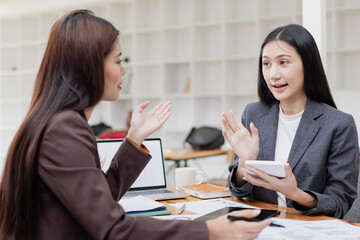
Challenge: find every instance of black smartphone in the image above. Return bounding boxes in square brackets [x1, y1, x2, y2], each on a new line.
[194, 206, 279, 221]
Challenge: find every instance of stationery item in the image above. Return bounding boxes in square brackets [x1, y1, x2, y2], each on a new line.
[97, 138, 188, 200]
[128, 209, 172, 217]
[245, 160, 286, 178]
[178, 183, 231, 199]
[119, 195, 171, 217]
[183, 77, 191, 93]
[175, 167, 205, 189]
[177, 204, 186, 214]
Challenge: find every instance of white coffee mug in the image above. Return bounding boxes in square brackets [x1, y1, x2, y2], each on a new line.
[175, 167, 205, 189]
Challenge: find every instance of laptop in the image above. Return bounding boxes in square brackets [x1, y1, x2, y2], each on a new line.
[97, 138, 188, 201]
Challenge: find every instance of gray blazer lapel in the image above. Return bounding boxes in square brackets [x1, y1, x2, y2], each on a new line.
[288, 99, 322, 169]
[258, 103, 279, 160]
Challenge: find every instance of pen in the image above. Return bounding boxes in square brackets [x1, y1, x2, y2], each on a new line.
[177, 204, 186, 214]
[227, 216, 285, 228]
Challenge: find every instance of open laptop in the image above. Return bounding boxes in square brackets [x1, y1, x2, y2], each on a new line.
[97, 138, 188, 200]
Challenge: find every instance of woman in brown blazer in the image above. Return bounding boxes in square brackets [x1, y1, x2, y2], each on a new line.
[0, 10, 269, 240]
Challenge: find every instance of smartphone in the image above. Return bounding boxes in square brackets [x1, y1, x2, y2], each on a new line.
[194, 206, 279, 221]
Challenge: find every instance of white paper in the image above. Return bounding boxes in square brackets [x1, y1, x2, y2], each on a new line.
[118, 195, 164, 213]
[257, 218, 360, 240]
[168, 198, 255, 215]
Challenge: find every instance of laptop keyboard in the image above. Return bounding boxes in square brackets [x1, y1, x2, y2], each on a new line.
[125, 189, 173, 197]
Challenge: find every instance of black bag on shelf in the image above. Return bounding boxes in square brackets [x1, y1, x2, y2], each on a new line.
[184, 126, 225, 150]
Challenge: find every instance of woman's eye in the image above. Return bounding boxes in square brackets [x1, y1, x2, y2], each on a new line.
[116, 60, 123, 64]
[263, 62, 270, 66]
[280, 60, 288, 65]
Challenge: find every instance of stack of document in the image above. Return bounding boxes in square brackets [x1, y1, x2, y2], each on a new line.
[119, 195, 171, 217]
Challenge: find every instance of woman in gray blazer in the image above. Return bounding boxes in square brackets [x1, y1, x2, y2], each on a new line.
[0, 10, 269, 240]
[222, 24, 359, 218]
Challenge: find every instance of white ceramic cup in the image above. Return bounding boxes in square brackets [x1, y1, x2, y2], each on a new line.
[175, 167, 205, 189]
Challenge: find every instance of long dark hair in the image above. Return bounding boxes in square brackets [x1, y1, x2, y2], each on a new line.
[257, 24, 336, 109]
[0, 10, 119, 239]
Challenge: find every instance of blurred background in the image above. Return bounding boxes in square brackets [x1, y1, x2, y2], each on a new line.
[1, 0, 360, 185]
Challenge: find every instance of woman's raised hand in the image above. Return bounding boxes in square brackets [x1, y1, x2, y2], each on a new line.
[221, 109, 259, 162]
[127, 101, 172, 145]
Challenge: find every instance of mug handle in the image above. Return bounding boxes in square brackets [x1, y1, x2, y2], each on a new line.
[195, 171, 205, 184]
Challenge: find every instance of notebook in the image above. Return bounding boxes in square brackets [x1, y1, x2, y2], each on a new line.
[97, 138, 188, 201]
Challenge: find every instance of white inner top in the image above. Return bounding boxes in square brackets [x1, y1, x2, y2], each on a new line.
[274, 105, 304, 206]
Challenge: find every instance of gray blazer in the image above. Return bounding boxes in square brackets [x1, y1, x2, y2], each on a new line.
[228, 99, 360, 218]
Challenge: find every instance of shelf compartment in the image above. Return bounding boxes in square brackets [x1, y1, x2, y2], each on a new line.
[326, 53, 336, 90]
[193, 0, 221, 24]
[334, 0, 360, 9]
[121, 66, 133, 95]
[225, 0, 257, 21]
[193, 61, 222, 94]
[225, 22, 257, 57]
[1, 129, 17, 157]
[109, 2, 133, 32]
[327, 14, 334, 51]
[120, 34, 133, 64]
[164, 63, 190, 94]
[338, 52, 360, 90]
[136, 65, 161, 95]
[336, 10, 360, 49]
[258, 0, 301, 17]
[163, 0, 190, 27]
[164, 29, 190, 61]
[193, 25, 221, 59]
[1, 47, 18, 72]
[20, 73, 36, 98]
[224, 95, 258, 118]
[20, 45, 39, 70]
[1, 102, 20, 126]
[1, 74, 19, 98]
[1, 18, 18, 44]
[163, 97, 192, 130]
[109, 100, 133, 130]
[136, 31, 161, 62]
[20, 15, 38, 42]
[136, 0, 161, 30]
[225, 59, 257, 95]
[19, 101, 31, 120]
[193, 96, 222, 127]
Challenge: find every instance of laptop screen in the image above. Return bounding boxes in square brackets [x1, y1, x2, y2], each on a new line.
[96, 138, 167, 190]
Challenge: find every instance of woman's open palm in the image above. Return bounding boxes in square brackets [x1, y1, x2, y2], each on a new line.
[127, 101, 172, 145]
[221, 109, 259, 161]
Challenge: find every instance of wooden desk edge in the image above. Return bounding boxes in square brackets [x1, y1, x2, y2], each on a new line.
[164, 148, 234, 162]
[160, 191, 360, 226]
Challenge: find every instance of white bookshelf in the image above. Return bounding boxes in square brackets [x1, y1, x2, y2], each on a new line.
[1, 0, 360, 163]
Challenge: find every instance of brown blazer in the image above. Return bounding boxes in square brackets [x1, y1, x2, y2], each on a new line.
[32, 110, 208, 239]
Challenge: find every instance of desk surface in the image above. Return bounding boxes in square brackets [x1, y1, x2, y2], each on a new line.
[160, 192, 360, 226]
